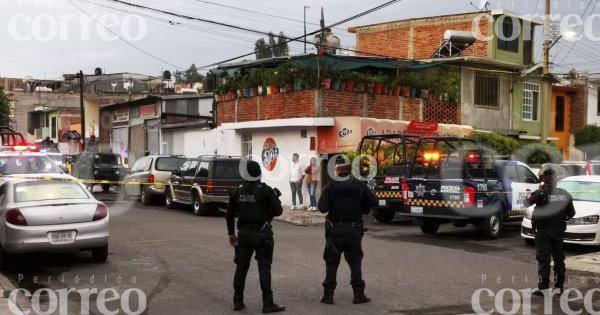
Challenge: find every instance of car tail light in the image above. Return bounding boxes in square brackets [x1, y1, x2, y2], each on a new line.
[93, 204, 108, 221]
[464, 187, 475, 207]
[6, 209, 27, 226]
[401, 179, 409, 199]
[206, 180, 214, 192]
[148, 174, 155, 184]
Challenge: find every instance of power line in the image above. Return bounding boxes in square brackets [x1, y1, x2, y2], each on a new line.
[67, 0, 186, 70]
[554, 0, 599, 65]
[197, 0, 404, 69]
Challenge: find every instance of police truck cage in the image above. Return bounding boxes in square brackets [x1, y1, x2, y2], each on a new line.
[356, 133, 420, 223]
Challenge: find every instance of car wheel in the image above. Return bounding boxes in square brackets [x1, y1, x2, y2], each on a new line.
[92, 244, 108, 263]
[524, 238, 535, 246]
[420, 220, 440, 235]
[165, 188, 175, 209]
[140, 186, 152, 205]
[479, 206, 503, 239]
[192, 192, 207, 216]
[374, 207, 395, 223]
[0, 244, 11, 271]
[102, 184, 110, 192]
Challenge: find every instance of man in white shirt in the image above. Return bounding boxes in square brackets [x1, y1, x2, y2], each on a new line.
[289, 153, 305, 210]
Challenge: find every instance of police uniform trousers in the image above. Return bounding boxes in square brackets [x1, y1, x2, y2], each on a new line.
[535, 223, 566, 290]
[234, 226, 274, 296]
[322, 222, 365, 290]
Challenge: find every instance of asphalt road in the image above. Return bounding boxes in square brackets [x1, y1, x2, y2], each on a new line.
[3, 191, 600, 315]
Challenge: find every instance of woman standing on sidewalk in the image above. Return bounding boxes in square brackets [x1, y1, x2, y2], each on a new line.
[305, 157, 320, 211]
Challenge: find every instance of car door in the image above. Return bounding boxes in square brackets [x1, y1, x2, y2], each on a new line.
[513, 164, 541, 211]
[502, 163, 521, 211]
[172, 161, 190, 200]
[180, 160, 199, 202]
[125, 158, 145, 195]
[195, 161, 209, 195]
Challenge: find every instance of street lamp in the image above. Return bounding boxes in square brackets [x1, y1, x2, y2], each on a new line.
[304, 6, 310, 54]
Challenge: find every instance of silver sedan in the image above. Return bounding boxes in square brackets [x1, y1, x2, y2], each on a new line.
[0, 178, 109, 268]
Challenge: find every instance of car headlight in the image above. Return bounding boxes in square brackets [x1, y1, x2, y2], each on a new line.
[93, 170, 98, 175]
[568, 215, 600, 225]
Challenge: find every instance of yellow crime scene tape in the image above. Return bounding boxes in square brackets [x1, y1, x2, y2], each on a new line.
[0, 175, 241, 189]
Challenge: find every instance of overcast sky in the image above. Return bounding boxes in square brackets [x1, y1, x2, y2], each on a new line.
[1, 0, 599, 79]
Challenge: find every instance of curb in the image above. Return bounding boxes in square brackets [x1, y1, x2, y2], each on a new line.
[0, 274, 30, 314]
[565, 253, 600, 274]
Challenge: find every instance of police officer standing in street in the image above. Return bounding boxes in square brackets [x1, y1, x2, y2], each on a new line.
[226, 160, 285, 313]
[317, 156, 378, 305]
[524, 168, 576, 296]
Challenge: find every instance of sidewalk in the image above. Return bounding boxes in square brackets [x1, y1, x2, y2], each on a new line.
[274, 207, 326, 226]
[0, 274, 26, 315]
[566, 252, 600, 274]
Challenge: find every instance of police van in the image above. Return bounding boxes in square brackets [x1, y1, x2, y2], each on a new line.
[399, 137, 539, 238]
[357, 134, 419, 223]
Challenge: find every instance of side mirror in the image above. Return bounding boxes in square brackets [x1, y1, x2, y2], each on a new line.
[171, 170, 180, 176]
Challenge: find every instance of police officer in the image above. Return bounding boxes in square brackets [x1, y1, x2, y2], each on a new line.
[226, 160, 285, 313]
[317, 156, 378, 305]
[524, 168, 576, 296]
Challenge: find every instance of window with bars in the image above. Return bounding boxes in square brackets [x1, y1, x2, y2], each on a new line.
[522, 83, 540, 121]
[242, 134, 252, 159]
[474, 72, 499, 108]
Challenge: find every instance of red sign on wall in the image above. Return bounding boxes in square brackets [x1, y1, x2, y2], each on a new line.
[140, 104, 156, 118]
[408, 121, 438, 132]
[261, 138, 279, 171]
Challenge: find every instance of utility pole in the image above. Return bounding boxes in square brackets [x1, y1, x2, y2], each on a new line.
[79, 70, 86, 152]
[540, 0, 551, 143]
[304, 6, 310, 54]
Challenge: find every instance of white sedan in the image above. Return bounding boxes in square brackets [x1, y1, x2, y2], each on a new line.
[522, 176, 600, 246]
[0, 177, 109, 268]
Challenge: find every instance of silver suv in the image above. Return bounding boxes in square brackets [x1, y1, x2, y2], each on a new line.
[123, 155, 186, 205]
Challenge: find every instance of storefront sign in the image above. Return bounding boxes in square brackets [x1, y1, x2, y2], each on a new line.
[262, 137, 279, 171]
[140, 104, 156, 118]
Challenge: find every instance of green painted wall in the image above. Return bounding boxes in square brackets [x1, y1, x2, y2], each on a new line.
[492, 18, 535, 65]
[511, 76, 551, 138]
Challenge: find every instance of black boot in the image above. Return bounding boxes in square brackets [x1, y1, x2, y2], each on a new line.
[233, 292, 245, 311]
[352, 287, 371, 304]
[320, 288, 334, 304]
[262, 294, 285, 313]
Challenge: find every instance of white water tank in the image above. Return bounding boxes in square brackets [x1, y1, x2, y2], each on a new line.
[443, 30, 477, 44]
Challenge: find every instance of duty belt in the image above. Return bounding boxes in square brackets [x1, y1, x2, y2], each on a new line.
[327, 220, 362, 228]
[238, 221, 271, 231]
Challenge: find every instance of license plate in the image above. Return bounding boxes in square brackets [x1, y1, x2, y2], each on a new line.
[411, 206, 423, 214]
[49, 231, 75, 244]
[379, 200, 386, 206]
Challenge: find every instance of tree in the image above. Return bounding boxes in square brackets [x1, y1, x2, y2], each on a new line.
[0, 87, 13, 126]
[254, 31, 289, 59]
[565, 68, 578, 81]
[574, 125, 600, 159]
[254, 38, 272, 59]
[173, 64, 205, 84]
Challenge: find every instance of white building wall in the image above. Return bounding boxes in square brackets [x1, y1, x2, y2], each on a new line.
[249, 127, 318, 207]
[587, 82, 600, 126]
[181, 127, 242, 157]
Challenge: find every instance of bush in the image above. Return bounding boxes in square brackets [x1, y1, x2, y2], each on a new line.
[574, 125, 600, 160]
[514, 142, 562, 165]
[472, 132, 519, 156]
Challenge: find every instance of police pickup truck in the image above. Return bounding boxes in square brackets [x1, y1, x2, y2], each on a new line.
[399, 137, 539, 238]
[357, 134, 419, 223]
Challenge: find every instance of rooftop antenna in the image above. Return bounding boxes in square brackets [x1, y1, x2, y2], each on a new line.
[470, 0, 490, 11]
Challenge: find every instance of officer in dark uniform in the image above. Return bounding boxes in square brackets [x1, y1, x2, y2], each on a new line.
[317, 156, 378, 305]
[226, 160, 285, 313]
[524, 168, 576, 296]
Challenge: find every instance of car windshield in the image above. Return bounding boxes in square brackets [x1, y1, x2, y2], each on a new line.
[46, 155, 63, 164]
[561, 164, 586, 176]
[213, 161, 242, 179]
[15, 181, 89, 202]
[94, 154, 121, 165]
[557, 181, 600, 202]
[156, 157, 186, 171]
[0, 155, 63, 174]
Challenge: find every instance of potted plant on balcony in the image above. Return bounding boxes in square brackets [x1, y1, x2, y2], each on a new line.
[340, 70, 355, 92]
[371, 72, 386, 95]
[390, 76, 402, 96]
[419, 72, 430, 100]
[353, 73, 367, 93]
[328, 69, 342, 90]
